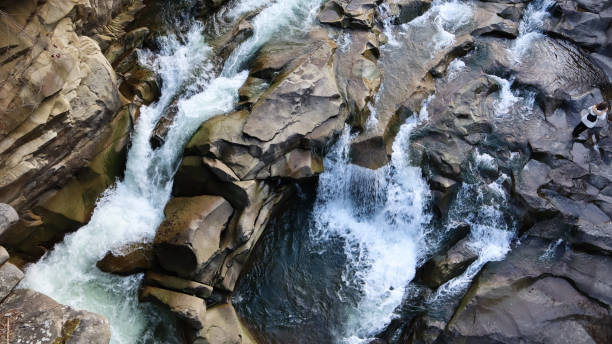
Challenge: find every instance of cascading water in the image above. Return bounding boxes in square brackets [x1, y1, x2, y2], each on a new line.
[510, 0, 554, 62]
[310, 119, 432, 344]
[235, 1, 478, 343]
[427, 151, 516, 306]
[424, 0, 554, 308]
[20, 0, 324, 342]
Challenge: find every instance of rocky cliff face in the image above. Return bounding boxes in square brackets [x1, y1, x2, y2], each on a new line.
[0, 0, 610, 343]
[0, 0, 158, 259]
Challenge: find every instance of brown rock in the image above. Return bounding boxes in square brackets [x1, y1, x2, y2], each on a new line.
[194, 303, 254, 344]
[0, 203, 18, 235]
[140, 286, 206, 330]
[145, 271, 213, 299]
[154, 195, 233, 279]
[416, 237, 477, 289]
[96, 242, 154, 275]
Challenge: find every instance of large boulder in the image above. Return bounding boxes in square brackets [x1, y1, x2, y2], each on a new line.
[415, 237, 478, 289]
[194, 303, 255, 344]
[318, 0, 378, 29]
[185, 34, 347, 181]
[140, 286, 207, 330]
[96, 242, 155, 276]
[0, 0, 123, 210]
[145, 271, 213, 299]
[0, 288, 111, 344]
[439, 236, 612, 343]
[0, 262, 23, 301]
[0, 204, 18, 235]
[154, 195, 234, 279]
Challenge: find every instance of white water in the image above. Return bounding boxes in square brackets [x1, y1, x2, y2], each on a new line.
[429, 152, 515, 305]
[489, 75, 523, 117]
[510, 0, 554, 62]
[539, 238, 565, 261]
[446, 58, 466, 80]
[409, 0, 473, 54]
[311, 119, 431, 344]
[307, 2, 473, 342]
[424, 0, 551, 302]
[21, 0, 323, 342]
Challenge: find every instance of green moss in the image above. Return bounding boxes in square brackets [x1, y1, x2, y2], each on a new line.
[51, 318, 80, 344]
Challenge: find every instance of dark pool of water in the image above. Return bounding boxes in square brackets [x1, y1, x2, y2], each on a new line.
[234, 183, 365, 344]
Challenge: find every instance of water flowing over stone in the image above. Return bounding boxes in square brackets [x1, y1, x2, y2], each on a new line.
[20, 0, 325, 342]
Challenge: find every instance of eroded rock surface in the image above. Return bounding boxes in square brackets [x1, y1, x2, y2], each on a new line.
[0, 289, 111, 344]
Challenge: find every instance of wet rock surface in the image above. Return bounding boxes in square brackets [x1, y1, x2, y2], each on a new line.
[96, 242, 155, 275]
[0, 0, 158, 260]
[0, 0, 610, 343]
[156, 0, 612, 343]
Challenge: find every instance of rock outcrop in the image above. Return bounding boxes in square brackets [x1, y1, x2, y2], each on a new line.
[0, 0, 157, 260]
[0, 288, 111, 344]
[137, 11, 389, 342]
[384, 0, 612, 343]
[0, 203, 111, 343]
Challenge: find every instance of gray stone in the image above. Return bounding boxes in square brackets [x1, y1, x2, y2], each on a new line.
[0, 262, 23, 301]
[0, 288, 111, 344]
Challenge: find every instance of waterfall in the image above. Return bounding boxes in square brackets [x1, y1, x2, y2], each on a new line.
[409, 0, 473, 54]
[510, 0, 554, 62]
[304, 2, 476, 342]
[427, 151, 515, 306]
[20, 0, 324, 343]
[311, 119, 431, 344]
[425, 0, 552, 302]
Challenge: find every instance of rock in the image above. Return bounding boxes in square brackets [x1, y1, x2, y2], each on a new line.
[391, 0, 432, 25]
[318, 1, 345, 27]
[511, 36, 607, 98]
[105, 27, 150, 67]
[0, 107, 131, 258]
[318, 0, 378, 29]
[416, 237, 478, 289]
[571, 219, 612, 254]
[351, 28, 476, 169]
[439, 237, 612, 343]
[96, 242, 154, 275]
[154, 195, 234, 279]
[0, 289, 111, 344]
[194, 303, 254, 344]
[334, 30, 381, 131]
[172, 156, 251, 209]
[215, 13, 255, 61]
[248, 41, 309, 81]
[203, 157, 240, 183]
[0, 262, 23, 301]
[242, 39, 342, 142]
[261, 149, 324, 179]
[185, 36, 347, 180]
[548, 0, 612, 54]
[0, 3, 122, 210]
[0, 203, 18, 235]
[515, 159, 553, 211]
[216, 184, 286, 291]
[145, 271, 213, 299]
[140, 286, 206, 330]
[0, 246, 8, 266]
[349, 135, 390, 169]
